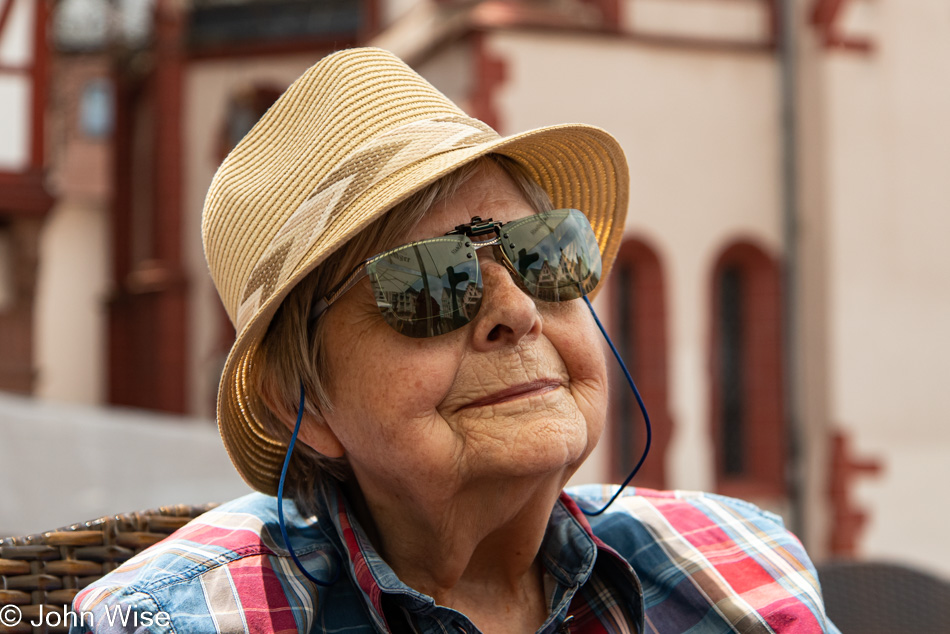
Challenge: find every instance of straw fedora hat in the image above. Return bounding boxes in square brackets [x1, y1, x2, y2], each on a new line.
[202, 47, 629, 495]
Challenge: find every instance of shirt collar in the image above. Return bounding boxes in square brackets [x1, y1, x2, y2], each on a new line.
[312, 480, 639, 632]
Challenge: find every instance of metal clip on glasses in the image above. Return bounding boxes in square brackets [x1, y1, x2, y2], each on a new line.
[449, 216, 501, 238]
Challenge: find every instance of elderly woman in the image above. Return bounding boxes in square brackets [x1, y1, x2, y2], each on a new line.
[72, 49, 837, 633]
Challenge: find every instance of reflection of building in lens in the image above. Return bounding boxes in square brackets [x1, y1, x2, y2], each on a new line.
[439, 281, 482, 318]
[376, 287, 417, 319]
[535, 261, 557, 288]
[559, 243, 579, 281]
[524, 248, 592, 299]
[375, 287, 448, 320]
[414, 288, 441, 322]
[462, 282, 482, 315]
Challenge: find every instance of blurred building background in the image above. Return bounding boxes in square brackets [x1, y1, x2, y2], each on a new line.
[1, 0, 948, 584]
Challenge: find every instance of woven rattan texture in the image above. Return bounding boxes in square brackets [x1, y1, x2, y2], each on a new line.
[0, 505, 216, 634]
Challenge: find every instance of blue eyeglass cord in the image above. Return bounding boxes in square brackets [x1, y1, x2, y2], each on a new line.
[579, 294, 653, 516]
[277, 293, 651, 583]
[276, 385, 341, 587]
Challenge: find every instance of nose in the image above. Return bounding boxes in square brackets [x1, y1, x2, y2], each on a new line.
[468, 252, 543, 350]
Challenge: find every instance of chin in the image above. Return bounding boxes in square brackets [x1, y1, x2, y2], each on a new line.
[500, 432, 595, 482]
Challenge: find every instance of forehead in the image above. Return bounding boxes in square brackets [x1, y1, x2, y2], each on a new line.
[406, 162, 537, 243]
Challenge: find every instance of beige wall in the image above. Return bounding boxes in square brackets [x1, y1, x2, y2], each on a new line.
[34, 202, 108, 404]
[416, 39, 474, 111]
[0, 0, 33, 171]
[622, 0, 768, 43]
[0, 75, 30, 170]
[822, 0, 950, 576]
[382, 0, 425, 29]
[34, 56, 113, 406]
[793, 2, 834, 559]
[487, 31, 782, 494]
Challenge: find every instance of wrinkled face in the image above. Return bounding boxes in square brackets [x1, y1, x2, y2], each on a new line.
[318, 163, 608, 506]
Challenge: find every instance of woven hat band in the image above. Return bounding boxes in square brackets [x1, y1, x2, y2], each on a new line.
[234, 115, 500, 332]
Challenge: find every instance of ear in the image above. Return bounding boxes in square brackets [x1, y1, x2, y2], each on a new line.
[260, 382, 346, 459]
[294, 413, 345, 459]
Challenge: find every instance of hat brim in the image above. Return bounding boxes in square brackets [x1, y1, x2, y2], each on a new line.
[217, 121, 629, 496]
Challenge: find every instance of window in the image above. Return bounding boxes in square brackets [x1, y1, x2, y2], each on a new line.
[710, 241, 785, 498]
[607, 238, 671, 490]
[79, 78, 114, 138]
[218, 85, 283, 160]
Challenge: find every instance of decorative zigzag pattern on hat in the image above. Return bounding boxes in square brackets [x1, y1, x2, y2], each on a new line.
[236, 116, 499, 332]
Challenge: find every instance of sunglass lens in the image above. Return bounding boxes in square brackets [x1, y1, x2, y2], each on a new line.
[367, 238, 482, 338]
[501, 209, 602, 301]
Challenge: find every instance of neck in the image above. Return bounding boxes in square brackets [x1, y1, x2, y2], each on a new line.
[343, 474, 565, 613]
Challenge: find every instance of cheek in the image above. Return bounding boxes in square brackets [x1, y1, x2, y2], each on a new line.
[546, 306, 609, 426]
[323, 333, 469, 486]
[372, 351, 457, 414]
[548, 304, 607, 385]
[326, 329, 463, 437]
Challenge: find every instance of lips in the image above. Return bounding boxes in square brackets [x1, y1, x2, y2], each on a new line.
[462, 379, 562, 409]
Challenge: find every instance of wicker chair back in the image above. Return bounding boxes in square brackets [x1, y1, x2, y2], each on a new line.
[0, 504, 216, 634]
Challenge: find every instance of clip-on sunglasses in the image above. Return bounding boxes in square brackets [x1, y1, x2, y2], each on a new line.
[280, 209, 652, 585]
[309, 209, 602, 337]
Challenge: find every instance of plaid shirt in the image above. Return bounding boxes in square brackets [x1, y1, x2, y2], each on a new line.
[70, 483, 838, 633]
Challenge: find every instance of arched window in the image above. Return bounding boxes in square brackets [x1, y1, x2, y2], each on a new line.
[710, 241, 785, 498]
[217, 85, 283, 161]
[607, 238, 672, 490]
